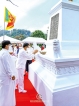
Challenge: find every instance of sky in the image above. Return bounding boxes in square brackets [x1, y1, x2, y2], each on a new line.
[0, 0, 79, 33]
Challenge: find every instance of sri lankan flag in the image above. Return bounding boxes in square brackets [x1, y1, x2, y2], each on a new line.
[4, 7, 16, 30]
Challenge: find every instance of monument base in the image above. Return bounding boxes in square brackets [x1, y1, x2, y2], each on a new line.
[28, 0, 79, 105]
[29, 55, 79, 106]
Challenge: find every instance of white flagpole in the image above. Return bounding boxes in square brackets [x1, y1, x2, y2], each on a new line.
[3, 7, 5, 41]
[3, 20, 5, 41]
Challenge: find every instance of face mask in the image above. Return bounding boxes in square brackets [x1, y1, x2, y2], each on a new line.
[8, 45, 13, 53]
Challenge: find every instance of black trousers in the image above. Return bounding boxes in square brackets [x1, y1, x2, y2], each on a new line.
[25, 60, 32, 72]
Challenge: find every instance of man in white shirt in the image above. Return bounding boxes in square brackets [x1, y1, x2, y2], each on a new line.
[13, 44, 18, 56]
[16, 43, 38, 93]
[25, 44, 34, 73]
[0, 40, 16, 106]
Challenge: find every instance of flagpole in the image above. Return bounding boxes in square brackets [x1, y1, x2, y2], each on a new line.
[3, 19, 5, 41]
[3, 7, 5, 41]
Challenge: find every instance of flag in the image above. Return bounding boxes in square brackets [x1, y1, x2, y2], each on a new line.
[4, 7, 16, 30]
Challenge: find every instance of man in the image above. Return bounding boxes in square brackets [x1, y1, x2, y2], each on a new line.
[13, 44, 18, 56]
[25, 43, 34, 73]
[41, 44, 45, 50]
[16, 43, 38, 93]
[0, 40, 16, 106]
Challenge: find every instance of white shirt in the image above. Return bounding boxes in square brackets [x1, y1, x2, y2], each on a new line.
[14, 46, 17, 56]
[0, 49, 16, 106]
[16, 48, 34, 69]
[0, 49, 17, 84]
[27, 47, 34, 53]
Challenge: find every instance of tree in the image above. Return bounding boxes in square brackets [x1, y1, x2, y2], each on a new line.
[30, 30, 46, 39]
[14, 35, 26, 40]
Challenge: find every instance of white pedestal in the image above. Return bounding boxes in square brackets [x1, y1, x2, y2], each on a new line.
[28, 1, 79, 106]
[29, 54, 79, 106]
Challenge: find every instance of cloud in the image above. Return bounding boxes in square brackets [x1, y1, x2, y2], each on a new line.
[39, 24, 49, 33]
[7, 0, 46, 20]
[26, 24, 49, 34]
[15, 0, 46, 12]
[0, 0, 5, 28]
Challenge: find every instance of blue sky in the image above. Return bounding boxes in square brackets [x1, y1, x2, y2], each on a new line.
[0, 0, 79, 33]
[15, 0, 59, 33]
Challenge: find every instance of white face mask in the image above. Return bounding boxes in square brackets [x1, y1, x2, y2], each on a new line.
[8, 45, 13, 53]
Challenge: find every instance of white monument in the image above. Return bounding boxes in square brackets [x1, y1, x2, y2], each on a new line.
[29, 0, 79, 106]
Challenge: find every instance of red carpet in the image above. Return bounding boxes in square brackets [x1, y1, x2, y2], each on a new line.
[15, 73, 45, 106]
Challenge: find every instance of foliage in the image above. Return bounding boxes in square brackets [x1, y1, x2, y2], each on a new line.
[14, 35, 26, 40]
[10, 29, 31, 37]
[37, 44, 42, 47]
[0, 29, 31, 38]
[30, 30, 46, 40]
[0, 29, 47, 40]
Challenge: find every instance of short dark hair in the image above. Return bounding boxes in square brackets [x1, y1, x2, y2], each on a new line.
[23, 43, 29, 47]
[1, 40, 11, 48]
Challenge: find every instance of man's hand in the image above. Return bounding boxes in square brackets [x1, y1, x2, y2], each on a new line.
[12, 76, 15, 80]
[33, 50, 38, 54]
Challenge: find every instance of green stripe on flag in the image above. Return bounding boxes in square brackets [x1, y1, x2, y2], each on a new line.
[5, 8, 9, 22]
